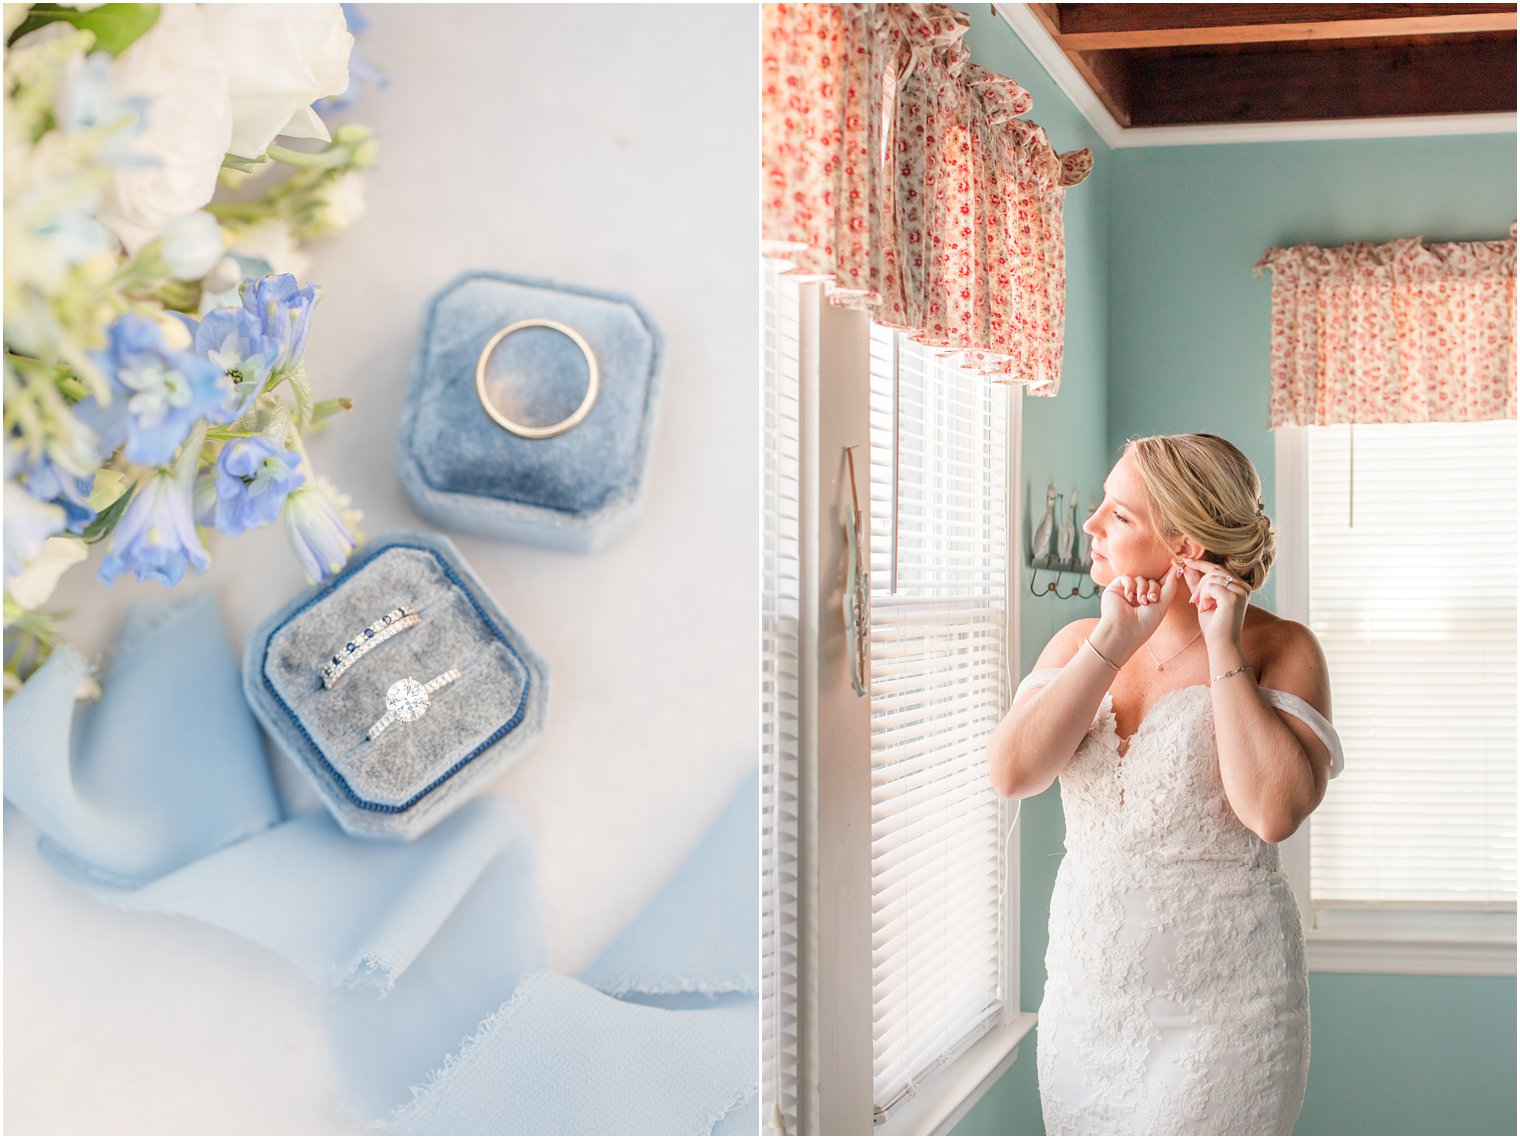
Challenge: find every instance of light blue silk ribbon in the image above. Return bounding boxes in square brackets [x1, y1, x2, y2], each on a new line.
[4, 593, 758, 1134]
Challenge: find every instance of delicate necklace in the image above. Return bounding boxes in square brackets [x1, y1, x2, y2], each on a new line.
[1145, 629, 1202, 671]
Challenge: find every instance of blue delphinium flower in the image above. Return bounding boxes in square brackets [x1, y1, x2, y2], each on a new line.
[155, 211, 225, 281]
[4, 445, 68, 582]
[98, 465, 210, 587]
[79, 314, 233, 465]
[3, 482, 66, 581]
[283, 482, 356, 584]
[54, 50, 151, 164]
[32, 208, 116, 271]
[19, 454, 96, 531]
[178, 306, 278, 421]
[241, 274, 320, 375]
[192, 467, 218, 528]
[214, 436, 304, 536]
[10, 416, 101, 532]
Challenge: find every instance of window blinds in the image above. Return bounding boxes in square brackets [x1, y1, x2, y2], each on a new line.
[866, 325, 1013, 1120]
[761, 259, 804, 1135]
[1306, 421, 1517, 909]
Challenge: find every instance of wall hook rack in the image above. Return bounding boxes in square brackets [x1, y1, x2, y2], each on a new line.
[1027, 480, 1100, 600]
[1029, 564, 1101, 601]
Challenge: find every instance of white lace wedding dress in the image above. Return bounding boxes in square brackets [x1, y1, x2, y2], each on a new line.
[1016, 668, 1345, 1136]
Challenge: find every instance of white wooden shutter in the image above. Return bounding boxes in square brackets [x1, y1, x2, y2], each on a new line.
[761, 258, 804, 1134]
[866, 325, 1014, 1121]
[1305, 421, 1517, 914]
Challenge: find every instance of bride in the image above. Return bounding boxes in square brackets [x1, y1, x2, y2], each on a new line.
[988, 433, 1345, 1135]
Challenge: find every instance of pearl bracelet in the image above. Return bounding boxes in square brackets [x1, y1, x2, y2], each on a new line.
[1211, 662, 1253, 684]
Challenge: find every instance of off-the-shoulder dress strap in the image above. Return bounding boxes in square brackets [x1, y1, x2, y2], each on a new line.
[1013, 668, 1344, 779]
[1014, 667, 1064, 701]
[1259, 687, 1345, 779]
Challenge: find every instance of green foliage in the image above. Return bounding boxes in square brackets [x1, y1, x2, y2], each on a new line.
[8, 4, 160, 56]
[79, 480, 136, 543]
[221, 152, 270, 174]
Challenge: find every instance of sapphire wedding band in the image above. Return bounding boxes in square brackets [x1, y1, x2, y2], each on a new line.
[475, 318, 600, 440]
[367, 668, 462, 741]
[322, 606, 420, 688]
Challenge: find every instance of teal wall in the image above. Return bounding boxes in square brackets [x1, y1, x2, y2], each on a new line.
[956, 9, 1111, 1128]
[951, 6, 1518, 1136]
[1108, 134, 1518, 614]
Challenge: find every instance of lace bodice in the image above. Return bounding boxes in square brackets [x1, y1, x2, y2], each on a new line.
[1023, 667, 1339, 1133]
[1017, 667, 1343, 870]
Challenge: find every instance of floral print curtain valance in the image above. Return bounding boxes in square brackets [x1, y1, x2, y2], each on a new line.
[1254, 224, 1517, 427]
[761, 2, 1092, 394]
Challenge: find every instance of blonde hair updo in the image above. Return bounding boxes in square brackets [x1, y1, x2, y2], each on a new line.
[1124, 433, 1277, 591]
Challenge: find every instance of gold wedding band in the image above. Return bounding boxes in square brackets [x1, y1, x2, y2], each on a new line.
[475, 319, 600, 440]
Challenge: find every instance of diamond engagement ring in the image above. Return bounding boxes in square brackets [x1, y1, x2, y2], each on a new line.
[367, 668, 462, 741]
[322, 607, 420, 688]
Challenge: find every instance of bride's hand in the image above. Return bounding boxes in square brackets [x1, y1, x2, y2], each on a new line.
[1097, 566, 1185, 660]
[1178, 555, 1250, 648]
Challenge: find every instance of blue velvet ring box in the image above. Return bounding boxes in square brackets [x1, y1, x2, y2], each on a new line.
[242, 529, 549, 842]
[397, 270, 665, 552]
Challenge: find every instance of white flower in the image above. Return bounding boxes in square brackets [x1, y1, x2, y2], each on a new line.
[95, 4, 352, 252]
[202, 255, 242, 294]
[6, 535, 87, 611]
[97, 3, 233, 252]
[3, 4, 33, 39]
[4, 29, 119, 288]
[151, 309, 193, 351]
[308, 170, 366, 237]
[318, 473, 363, 536]
[86, 468, 129, 513]
[157, 209, 224, 279]
[225, 218, 311, 282]
[198, 4, 353, 159]
[3, 477, 65, 581]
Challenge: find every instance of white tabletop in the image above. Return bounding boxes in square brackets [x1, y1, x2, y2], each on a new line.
[3, 6, 759, 1132]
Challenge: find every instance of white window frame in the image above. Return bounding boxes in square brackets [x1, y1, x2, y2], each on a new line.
[1274, 424, 1517, 978]
[779, 279, 1036, 1136]
[761, 258, 806, 1137]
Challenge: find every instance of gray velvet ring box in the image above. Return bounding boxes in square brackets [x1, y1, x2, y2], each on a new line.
[397, 270, 665, 552]
[242, 529, 548, 842]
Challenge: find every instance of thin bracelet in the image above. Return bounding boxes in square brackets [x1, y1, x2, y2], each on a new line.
[1211, 662, 1253, 684]
[1083, 635, 1120, 671]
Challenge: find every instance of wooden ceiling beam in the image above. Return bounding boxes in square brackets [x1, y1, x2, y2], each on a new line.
[1055, 4, 1516, 34]
[1128, 36, 1518, 124]
[1058, 11, 1517, 50]
[1029, 3, 1135, 125]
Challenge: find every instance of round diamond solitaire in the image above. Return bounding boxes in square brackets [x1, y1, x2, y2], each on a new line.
[367, 667, 462, 741]
[387, 678, 430, 722]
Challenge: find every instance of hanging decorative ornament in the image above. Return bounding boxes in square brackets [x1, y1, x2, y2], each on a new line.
[843, 446, 870, 697]
[1056, 484, 1077, 566]
[1031, 482, 1057, 567]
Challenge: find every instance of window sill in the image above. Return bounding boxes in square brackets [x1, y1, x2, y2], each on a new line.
[875, 1013, 1039, 1137]
[1307, 930, 1516, 977]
